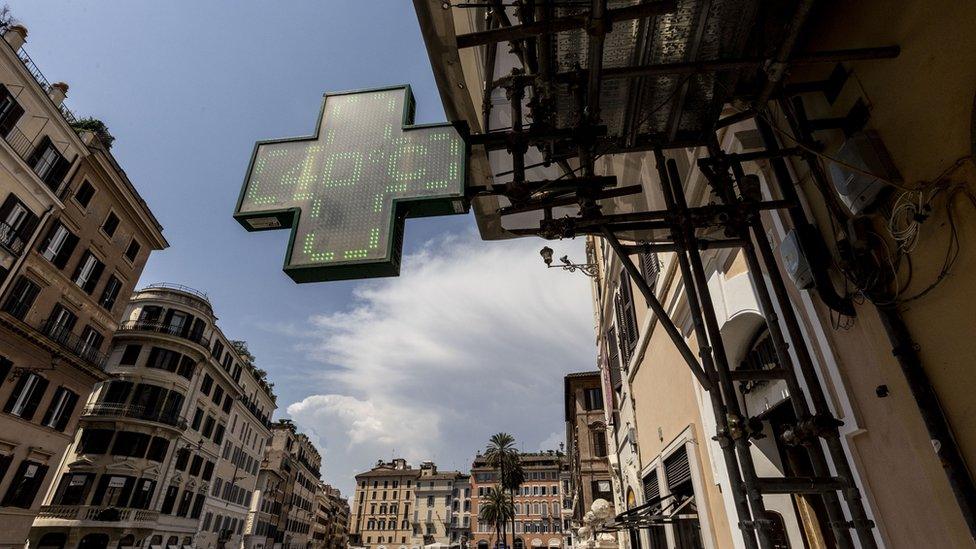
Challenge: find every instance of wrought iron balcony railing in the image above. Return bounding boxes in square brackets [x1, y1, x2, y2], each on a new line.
[118, 319, 210, 348]
[83, 402, 188, 430]
[37, 504, 159, 523]
[41, 319, 108, 370]
[0, 221, 27, 255]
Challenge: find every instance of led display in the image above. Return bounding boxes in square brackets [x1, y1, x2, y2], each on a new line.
[234, 86, 468, 282]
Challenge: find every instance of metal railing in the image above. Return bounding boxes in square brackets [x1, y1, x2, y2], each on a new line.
[37, 504, 159, 523]
[142, 282, 211, 303]
[41, 319, 108, 369]
[0, 221, 26, 255]
[83, 402, 188, 430]
[118, 319, 211, 348]
[13, 47, 77, 124]
[1, 125, 70, 195]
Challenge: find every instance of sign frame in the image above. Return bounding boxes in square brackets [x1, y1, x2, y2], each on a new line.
[233, 84, 469, 282]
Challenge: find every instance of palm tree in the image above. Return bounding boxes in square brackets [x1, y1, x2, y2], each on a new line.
[479, 486, 513, 549]
[485, 433, 524, 549]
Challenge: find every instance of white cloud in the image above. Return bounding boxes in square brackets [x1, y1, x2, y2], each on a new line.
[283, 230, 595, 493]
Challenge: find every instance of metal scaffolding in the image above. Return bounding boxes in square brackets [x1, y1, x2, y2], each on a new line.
[436, 0, 954, 547]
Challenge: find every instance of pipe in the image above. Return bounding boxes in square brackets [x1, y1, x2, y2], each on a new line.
[875, 305, 976, 542]
[753, 115, 855, 316]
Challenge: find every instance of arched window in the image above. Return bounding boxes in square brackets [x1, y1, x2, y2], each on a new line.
[515, 503, 522, 514]
[737, 328, 780, 394]
[37, 533, 66, 549]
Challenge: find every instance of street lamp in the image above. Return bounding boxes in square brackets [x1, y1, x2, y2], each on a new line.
[539, 247, 598, 278]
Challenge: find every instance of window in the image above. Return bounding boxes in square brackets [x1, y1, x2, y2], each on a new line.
[99, 275, 123, 311]
[201, 373, 214, 395]
[78, 428, 113, 455]
[147, 437, 169, 462]
[91, 474, 135, 507]
[101, 212, 120, 237]
[41, 386, 78, 431]
[72, 251, 105, 294]
[614, 272, 639, 364]
[38, 222, 78, 269]
[111, 432, 149, 458]
[146, 347, 182, 372]
[188, 455, 203, 477]
[222, 394, 233, 414]
[592, 430, 608, 458]
[1, 460, 49, 507]
[53, 472, 95, 505]
[120, 344, 141, 366]
[130, 478, 156, 509]
[192, 407, 203, 430]
[0, 193, 38, 253]
[202, 415, 215, 438]
[79, 326, 105, 358]
[583, 387, 603, 412]
[4, 372, 49, 420]
[27, 136, 70, 189]
[202, 461, 215, 481]
[125, 239, 141, 262]
[213, 423, 225, 444]
[160, 485, 179, 515]
[0, 84, 25, 137]
[2, 276, 40, 319]
[212, 384, 224, 406]
[74, 180, 95, 208]
[175, 448, 190, 471]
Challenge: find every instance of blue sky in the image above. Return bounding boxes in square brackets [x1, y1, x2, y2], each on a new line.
[10, 1, 593, 495]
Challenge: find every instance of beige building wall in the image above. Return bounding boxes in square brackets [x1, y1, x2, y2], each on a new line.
[411, 462, 467, 547]
[0, 21, 166, 548]
[349, 459, 420, 549]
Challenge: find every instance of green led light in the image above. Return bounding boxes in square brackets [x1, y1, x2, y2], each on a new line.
[234, 86, 469, 283]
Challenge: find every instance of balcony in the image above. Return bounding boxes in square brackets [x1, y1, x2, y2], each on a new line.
[0, 221, 26, 255]
[118, 319, 210, 348]
[83, 402, 188, 430]
[41, 319, 108, 370]
[37, 504, 158, 524]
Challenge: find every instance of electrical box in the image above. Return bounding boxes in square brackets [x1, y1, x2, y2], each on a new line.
[781, 230, 814, 290]
[828, 130, 900, 215]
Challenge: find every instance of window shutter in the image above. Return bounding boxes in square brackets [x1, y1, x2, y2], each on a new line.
[55, 390, 78, 431]
[3, 375, 29, 413]
[642, 471, 660, 503]
[614, 293, 631, 368]
[53, 232, 78, 269]
[0, 356, 11, 382]
[70, 252, 90, 282]
[0, 100, 24, 137]
[664, 447, 692, 489]
[638, 247, 660, 299]
[0, 194, 17, 222]
[26, 136, 52, 168]
[620, 272, 639, 351]
[83, 259, 105, 294]
[21, 375, 49, 421]
[36, 222, 57, 253]
[44, 155, 71, 192]
[606, 328, 621, 389]
[18, 209, 38, 241]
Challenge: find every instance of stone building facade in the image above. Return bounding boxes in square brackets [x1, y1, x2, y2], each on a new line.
[28, 284, 273, 549]
[349, 459, 420, 549]
[470, 453, 566, 549]
[563, 373, 614, 535]
[0, 22, 166, 548]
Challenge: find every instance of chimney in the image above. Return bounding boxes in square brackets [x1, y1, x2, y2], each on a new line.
[48, 82, 68, 107]
[3, 24, 27, 51]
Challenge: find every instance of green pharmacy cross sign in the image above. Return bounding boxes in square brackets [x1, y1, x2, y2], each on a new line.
[234, 85, 469, 282]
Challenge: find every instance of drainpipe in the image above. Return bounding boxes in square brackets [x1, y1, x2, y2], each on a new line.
[874, 305, 976, 541]
[757, 109, 976, 543]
